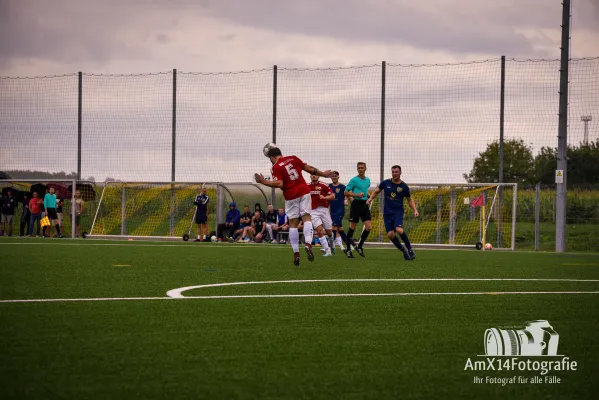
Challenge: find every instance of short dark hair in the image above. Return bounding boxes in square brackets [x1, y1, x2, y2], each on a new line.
[391, 165, 402, 172]
[332, 171, 339, 176]
[267, 147, 282, 157]
[357, 162, 366, 168]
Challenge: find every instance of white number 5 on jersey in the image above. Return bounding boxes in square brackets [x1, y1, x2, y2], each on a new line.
[285, 164, 299, 180]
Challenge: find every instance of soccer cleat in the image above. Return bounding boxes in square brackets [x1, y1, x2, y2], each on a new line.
[344, 248, 355, 258]
[323, 252, 333, 257]
[293, 252, 301, 266]
[305, 243, 315, 262]
[402, 249, 411, 261]
[331, 247, 336, 254]
[408, 249, 416, 260]
[356, 246, 365, 257]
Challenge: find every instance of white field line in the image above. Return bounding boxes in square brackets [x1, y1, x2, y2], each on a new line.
[1, 278, 599, 303]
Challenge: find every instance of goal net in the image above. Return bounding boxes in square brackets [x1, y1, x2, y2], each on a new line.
[88, 181, 271, 240]
[368, 183, 517, 250]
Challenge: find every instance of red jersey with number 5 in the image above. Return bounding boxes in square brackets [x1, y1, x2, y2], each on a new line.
[271, 155, 310, 200]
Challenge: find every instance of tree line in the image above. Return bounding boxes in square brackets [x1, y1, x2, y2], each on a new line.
[463, 139, 599, 186]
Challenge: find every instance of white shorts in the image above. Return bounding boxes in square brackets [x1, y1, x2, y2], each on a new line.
[311, 207, 332, 230]
[285, 193, 312, 220]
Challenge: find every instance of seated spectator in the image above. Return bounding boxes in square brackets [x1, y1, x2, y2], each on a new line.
[275, 207, 289, 243]
[236, 205, 253, 243]
[264, 204, 278, 243]
[218, 202, 240, 241]
[19, 192, 31, 237]
[28, 192, 43, 237]
[251, 211, 267, 243]
[254, 202, 266, 220]
[1, 189, 17, 237]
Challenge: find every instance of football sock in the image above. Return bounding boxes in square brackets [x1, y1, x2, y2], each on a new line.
[400, 232, 412, 250]
[289, 228, 300, 252]
[303, 221, 314, 245]
[339, 230, 348, 243]
[332, 230, 337, 240]
[55, 224, 61, 235]
[320, 235, 330, 252]
[346, 228, 355, 249]
[391, 236, 406, 251]
[358, 229, 370, 248]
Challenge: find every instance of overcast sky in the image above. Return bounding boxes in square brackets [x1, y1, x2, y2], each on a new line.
[1, 0, 598, 75]
[1, 0, 598, 184]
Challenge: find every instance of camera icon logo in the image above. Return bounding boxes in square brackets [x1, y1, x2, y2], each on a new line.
[484, 320, 559, 356]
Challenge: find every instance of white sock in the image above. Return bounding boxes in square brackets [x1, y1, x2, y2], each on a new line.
[266, 224, 274, 240]
[320, 235, 330, 252]
[289, 228, 300, 252]
[303, 221, 313, 245]
[335, 237, 343, 248]
[197, 235, 201, 239]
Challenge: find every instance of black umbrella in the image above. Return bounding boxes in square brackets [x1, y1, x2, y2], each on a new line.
[30, 183, 48, 197]
[1, 187, 23, 202]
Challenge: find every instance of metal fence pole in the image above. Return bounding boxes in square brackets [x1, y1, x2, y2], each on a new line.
[121, 186, 126, 236]
[555, 0, 570, 252]
[77, 72, 82, 181]
[436, 186, 442, 244]
[498, 56, 505, 248]
[535, 183, 541, 251]
[271, 65, 277, 207]
[379, 61, 386, 242]
[170, 69, 177, 236]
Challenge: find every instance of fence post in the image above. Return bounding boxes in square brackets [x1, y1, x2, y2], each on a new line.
[498, 56, 505, 248]
[436, 186, 442, 244]
[271, 65, 277, 207]
[170, 69, 177, 236]
[77, 72, 82, 181]
[535, 183, 541, 251]
[121, 186, 127, 236]
[449, 189, 456, 244]
[379, 61, 386, 242]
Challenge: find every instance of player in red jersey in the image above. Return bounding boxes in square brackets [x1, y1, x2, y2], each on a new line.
[308, 174, 336, 257]
[255, 143, 335, 266]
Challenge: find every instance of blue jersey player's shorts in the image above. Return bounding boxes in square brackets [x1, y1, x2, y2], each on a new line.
[383, 212, 404, 233]
[331, 212, 345, 227]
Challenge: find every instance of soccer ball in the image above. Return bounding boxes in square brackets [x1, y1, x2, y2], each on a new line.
[484, 243, 493, 250]
[211, 235, 217, 242]
[263, 142, 278, 157]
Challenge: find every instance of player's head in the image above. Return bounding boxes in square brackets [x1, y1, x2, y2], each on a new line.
[331, 171, 339, 184]
[278, 207, 284, 215]
[6, 189, 12, 195]
[267, 204, 274, 212]
[32, 191, 38, 198]
[75, 190, 81, 198]
[201, 186, 207, 194]
[229, 202, 236, 209]
[263, 143, 282, 164]
[254, 202, 262, 212]
[243, 205, 250, 212]
[254, 211, 262, 219]
[310, 174, 319, 183]
[391, 165, 402, 181]
[49, 187, 55, 194]
[357, 162, 367, 175]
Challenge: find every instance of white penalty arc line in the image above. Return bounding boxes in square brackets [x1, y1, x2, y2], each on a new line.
[1, 291, 599, 303]
[165, 278, 599, 298]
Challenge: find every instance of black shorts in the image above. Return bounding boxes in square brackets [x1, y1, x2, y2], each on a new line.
[46, 208, 58, 220]
[195, 215, 207, 224]
[348, 200, 371, 223]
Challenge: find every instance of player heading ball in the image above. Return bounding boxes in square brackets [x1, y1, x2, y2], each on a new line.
[255, 143, 335, 266]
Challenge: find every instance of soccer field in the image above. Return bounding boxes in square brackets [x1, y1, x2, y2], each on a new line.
[1, 238, 598, 399]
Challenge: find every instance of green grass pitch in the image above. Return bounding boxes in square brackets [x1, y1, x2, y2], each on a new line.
[1, 237, 598, 399]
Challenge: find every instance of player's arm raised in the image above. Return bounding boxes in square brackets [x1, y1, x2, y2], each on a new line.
[302, 164, 335, 178]
[254, 173, 283, 189]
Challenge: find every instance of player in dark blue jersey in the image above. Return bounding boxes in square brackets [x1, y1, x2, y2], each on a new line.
[328, 171, 348, 253]
[193, 187, 210, 242]
[367, 165, 419, 260]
